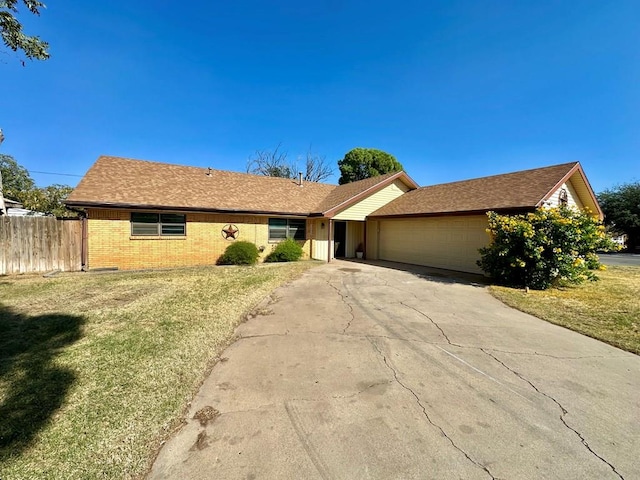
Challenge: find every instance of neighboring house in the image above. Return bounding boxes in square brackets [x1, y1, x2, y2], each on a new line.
[65, 156, 602, 274]
[2, 197, 21, 213]
[1, 198, 46, 217]
[611, 234, 627, 248]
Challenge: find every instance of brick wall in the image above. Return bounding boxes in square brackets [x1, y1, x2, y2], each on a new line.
[87, 209, 311, 270]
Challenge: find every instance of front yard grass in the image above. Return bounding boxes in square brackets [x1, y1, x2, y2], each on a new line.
[489, 266, 640, 355]
[0, 262, 318, 480]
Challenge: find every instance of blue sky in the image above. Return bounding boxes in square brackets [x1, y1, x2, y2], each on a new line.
[2, 0, 638, 193]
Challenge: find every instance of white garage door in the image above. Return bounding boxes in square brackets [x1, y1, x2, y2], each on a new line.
[377, 215, 489, 274]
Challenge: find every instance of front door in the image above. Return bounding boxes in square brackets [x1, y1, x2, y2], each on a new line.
[334, 221, 346, 257]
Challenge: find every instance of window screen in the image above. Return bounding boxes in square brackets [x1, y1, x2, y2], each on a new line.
[268, 218, 306, 241]
[131, 213, 186, 236]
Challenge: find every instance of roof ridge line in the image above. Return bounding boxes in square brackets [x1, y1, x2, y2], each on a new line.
[419, 161, 579, 190]
[96, 155, 340, 186]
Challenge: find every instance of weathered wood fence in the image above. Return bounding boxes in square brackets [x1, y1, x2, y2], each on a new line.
[0, 217, 83, 274]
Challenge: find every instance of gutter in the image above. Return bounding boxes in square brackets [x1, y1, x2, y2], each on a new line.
[64, 201, 312, 217]
[368, 206, 536, 219]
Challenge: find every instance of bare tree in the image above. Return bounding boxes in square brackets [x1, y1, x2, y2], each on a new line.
[246, 143, 296, 178]
[301, 145, 333, 182]
[247, 143, 333, 183]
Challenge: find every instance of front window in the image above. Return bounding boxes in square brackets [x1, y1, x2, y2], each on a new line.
[268, 218, 305, 241]
[131, 213, 186, 236]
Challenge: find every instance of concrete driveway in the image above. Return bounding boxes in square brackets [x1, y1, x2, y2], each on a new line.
[149, 261, 639, 480]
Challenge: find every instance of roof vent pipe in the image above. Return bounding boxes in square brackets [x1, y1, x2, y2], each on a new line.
[298, 171, 303, 187]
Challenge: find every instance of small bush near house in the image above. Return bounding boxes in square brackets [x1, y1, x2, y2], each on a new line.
[265, 238, 304, 262]
[478, 207, 619, 290]
[217, 241, 260, 265]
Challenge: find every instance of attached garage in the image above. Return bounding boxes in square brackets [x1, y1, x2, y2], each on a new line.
[368, 162, 603, 275]
[375, 215, 489, 274]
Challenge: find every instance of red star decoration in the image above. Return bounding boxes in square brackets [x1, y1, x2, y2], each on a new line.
[222, 224, 239, 240]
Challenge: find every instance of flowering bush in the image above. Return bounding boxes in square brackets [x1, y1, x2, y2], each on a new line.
[477, 207, 619, 290]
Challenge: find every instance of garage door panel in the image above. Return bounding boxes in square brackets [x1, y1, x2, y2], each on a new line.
[378, 216, 489, 274]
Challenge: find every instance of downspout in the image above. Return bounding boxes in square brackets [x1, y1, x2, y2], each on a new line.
[363, 220, 367, 260]
[327, 219, 332, 263]
[81, 215, 88, 271]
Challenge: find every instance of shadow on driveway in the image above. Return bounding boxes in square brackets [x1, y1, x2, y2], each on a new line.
[339, 258, 490, 287]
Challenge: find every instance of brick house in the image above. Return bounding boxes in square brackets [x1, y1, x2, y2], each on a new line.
[66, 156, 602, 273]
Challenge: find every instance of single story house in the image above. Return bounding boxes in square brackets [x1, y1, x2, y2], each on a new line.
[65, 156, 602, 274]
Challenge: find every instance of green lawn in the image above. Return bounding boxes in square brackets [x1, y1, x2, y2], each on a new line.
[0, 262, 318, 480]
[489, 266, 640, 355]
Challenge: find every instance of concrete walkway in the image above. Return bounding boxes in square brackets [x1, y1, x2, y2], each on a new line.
[149, 261, 639, 480]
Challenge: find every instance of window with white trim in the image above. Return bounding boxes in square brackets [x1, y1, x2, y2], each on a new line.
[131, 213, 186, 236]
[268, 218, 305, 241]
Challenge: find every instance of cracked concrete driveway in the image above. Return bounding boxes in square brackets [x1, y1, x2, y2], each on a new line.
[149, 260, 639, 480]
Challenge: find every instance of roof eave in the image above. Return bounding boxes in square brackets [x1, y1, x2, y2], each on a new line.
[368, 206, 536, 219]
[64, 200, 312, 217]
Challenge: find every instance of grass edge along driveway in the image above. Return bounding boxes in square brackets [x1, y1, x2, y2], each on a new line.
[489, 265, 640, 355]
[0, 262, 319, 480]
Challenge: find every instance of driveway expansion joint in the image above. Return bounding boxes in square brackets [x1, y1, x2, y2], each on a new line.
[481, 349, 625, 480]
[369, 338, 496, 480]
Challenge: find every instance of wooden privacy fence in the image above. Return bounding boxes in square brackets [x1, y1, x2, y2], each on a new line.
[0, 217, 83, 274]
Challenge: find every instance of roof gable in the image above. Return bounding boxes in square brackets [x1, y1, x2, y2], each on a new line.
[316, 171, 418, 217]
[539, 164, 603, 218]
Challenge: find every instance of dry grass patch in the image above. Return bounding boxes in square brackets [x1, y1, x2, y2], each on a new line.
[0, 262, 318, 480]
[489, 266, 640, 355]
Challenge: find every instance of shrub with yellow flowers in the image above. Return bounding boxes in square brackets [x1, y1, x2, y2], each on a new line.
[477, 207, 619, 289]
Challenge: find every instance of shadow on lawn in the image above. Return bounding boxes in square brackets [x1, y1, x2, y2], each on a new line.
[0, 304, 84, 456]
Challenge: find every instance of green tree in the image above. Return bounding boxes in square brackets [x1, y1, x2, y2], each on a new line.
[0, 153, 34, 200]
[598, 182, 640, 252]
[0, 154, 76, 217]
[337, 148, 403, 184]
[1, 0, 49, 62]
[21, 184, 76, 217]
[478, 207, 617, 290]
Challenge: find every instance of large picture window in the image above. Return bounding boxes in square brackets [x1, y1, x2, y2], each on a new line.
[131, 213, 186, 236]
[268, 218, 306, 241]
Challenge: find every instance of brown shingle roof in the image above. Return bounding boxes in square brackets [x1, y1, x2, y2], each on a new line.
[66, 156, 412, 216]
[370, 162, 582, 217]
